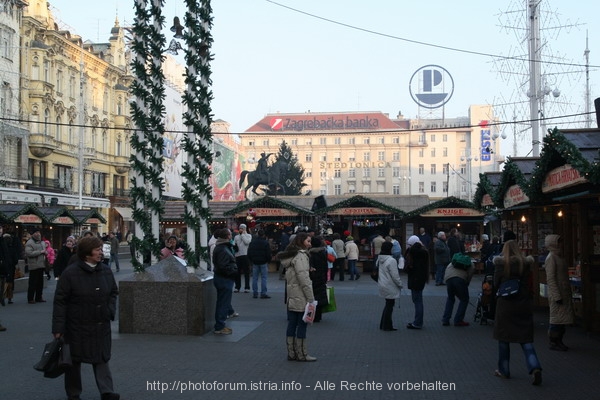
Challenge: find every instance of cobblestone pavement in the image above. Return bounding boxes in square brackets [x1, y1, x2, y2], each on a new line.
[1, 256, 598, 400]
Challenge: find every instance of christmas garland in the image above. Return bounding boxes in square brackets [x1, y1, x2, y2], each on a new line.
[179, 0, 214, 268]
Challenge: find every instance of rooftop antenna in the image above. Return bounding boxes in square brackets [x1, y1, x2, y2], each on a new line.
[584, 30, 591, 128]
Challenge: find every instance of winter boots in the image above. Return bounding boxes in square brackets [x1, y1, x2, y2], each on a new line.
[548, 327, 569, 351]
[294, 338, 317, 362]
[286, 337, 296, 361]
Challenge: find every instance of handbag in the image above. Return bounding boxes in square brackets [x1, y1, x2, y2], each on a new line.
[322, 287, 337, 313]
[302, 301, 317, 324]
[327, 253, 336, 263]
[398, 256, 405, 270]
[496, 279, 521, 297]
[370, 260, 379, 282]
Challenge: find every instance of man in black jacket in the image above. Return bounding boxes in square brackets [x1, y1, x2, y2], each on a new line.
[247, 229, 272, 299]
[212, 228, 238, 335]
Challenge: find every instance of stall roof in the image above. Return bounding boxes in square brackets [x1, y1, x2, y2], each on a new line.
[318, 194, 406, 216]
[35, 206, 78, 223]
[494, 157, 540, 208]
[69, 209, 107, 224]
[163, 201, 235, 221]
[224, 196, 313, 217]
[527, 127, 600, 203]
[0, 203, 44, 223]
[473, 171, 502, 210]
[405, 196, 479, 219]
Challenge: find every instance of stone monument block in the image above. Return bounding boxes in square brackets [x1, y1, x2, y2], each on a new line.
[118, 256, 215, 335]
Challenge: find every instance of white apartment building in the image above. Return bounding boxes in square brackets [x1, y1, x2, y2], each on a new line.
[240, 105, 503, 201]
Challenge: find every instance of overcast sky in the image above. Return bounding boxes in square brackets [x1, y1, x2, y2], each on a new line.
[46, 0, 600, 156]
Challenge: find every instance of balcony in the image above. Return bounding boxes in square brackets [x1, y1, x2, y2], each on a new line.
[114, 155, 130, 174]
[29, 133, 57, 157]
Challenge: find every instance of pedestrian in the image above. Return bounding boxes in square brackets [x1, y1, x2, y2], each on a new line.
[442, 253, 474, 327]
[492, 240, 542, 385]
[278, 232, 317, 361]
[233, 224, 252, 293]
[108, 232, 120, 272]
[405, 235, 429, 329]
[53, 236, 77, 279]
[126, 230, 135, 260]
[2, 232, 19, 305]
[377, 241, 403, 331]
[308, 237, 329, 323]
[434, 231, 450, 286]
[447, 228, 464, 258]
[418, 227, 432, 249]
[211, 228, 238, 335]
[247, 229, 272, 299]
[344, 236, 359, 280]
[43, 237, 55, 280]
[160, 235, 185, 260]
[331, 233, 346, 281]
[25, 229, 48, 304]
[371, 232, 385, 265]
[324, 240, 336, 281]
[52, 236, 121, 400]
[544, 234, 574, 351]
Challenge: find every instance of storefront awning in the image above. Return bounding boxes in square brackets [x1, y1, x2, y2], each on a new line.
[114, 207, 133, 221]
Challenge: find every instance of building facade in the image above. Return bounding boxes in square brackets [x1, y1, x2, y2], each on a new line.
[240, 105, 504, 201]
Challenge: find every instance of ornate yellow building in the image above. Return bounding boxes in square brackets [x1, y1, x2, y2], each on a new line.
[18, 0, 133, 231]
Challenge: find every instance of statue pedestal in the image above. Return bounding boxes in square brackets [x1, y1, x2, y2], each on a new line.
[118, 256, 215, 335]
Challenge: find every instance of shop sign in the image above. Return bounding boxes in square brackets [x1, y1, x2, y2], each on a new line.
[236, 208, 298, 217]
[53, 216, 74, 225]
[481, 194, 494, 207]
[503, 184, 529, 208]
[542, 164, 587, 193]
[86, 218, 101, 224]
[420, 208, 483, 217]
[14, 214, 42, 224]
[270, 115, 380, 132]
[328, 207, 388, 216]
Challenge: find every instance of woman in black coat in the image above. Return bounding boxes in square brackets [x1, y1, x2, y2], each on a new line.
[405, 235, 429, 329]
[309, 236, 329, 323]
[52, 236, 120, 400]
[53, 236, 76, 279]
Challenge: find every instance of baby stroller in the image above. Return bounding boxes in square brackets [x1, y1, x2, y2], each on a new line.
[473, 274, 495, 325]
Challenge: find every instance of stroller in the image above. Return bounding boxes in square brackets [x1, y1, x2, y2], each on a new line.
[473, 274, 495, 325]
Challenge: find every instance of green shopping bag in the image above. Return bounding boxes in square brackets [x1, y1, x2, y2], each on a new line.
[322, 286, 337, 313]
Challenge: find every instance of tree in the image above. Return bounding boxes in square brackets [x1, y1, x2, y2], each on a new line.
[266, 141, 306, 196]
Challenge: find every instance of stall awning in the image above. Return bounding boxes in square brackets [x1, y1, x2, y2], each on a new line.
[114, 207, 133, 221]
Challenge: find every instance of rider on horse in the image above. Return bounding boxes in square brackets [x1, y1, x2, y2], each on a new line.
[256, 152, 273, 182]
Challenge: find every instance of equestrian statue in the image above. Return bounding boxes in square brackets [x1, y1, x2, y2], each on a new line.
[239, 153, 288, 199]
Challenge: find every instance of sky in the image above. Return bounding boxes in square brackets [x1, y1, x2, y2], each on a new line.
[46, 0, 600, 157]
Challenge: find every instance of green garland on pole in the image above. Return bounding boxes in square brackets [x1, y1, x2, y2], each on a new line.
[129, 0, 167, 271]
[180, 0, 214, 268]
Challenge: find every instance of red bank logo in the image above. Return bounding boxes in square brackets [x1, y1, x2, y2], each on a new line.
[270, 118, 283, 130]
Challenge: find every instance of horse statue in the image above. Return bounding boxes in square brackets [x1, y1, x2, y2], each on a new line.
[239, 159, 288, 199]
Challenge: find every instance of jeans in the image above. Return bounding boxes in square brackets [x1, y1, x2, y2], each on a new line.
[411, 290, 424, 327]
[213, 274, 234, 331]
[380, 298, 396, 330]
[252, 264, 268, 296]
[497, 341, 542, 377]
[347, 259, 357, 279]
[286, 310, 308, 338]
[442, 277, 469, 324]
[435, 263, 446, 285]
[109, 253, 120, 270]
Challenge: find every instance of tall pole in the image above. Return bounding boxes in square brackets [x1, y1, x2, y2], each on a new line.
[78, 44, 85, 209]
[584, 31, 591, 129]
[528, 0, 542, 157]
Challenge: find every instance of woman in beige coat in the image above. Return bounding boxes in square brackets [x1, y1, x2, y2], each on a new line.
[544, 234, 574, 351]
[279, 232, 317, 362]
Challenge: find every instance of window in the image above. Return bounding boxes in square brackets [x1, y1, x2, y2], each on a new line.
[443, 134, 448, 142]
[458, 133, 466, 142]
[419, 132, 426, 143]
[348, 152, 355, 162]
[377, 182, 386, 193]
[319, 185, 326, 195]
[305, 138, 312, 145]
[431, 148, 436, 157]
[392, 167, 400, 177]
[393, 185, 400, 195]
[91, 172, 106, 196]
[461, 181, 467, 193]
[348, 169, 355, 178]
[348, 185, 356, 194]
[363, 152, 370, 162]
[320, 171, 327, 179]
[460, 164, 466, 175]
[319, 137, 326, 145]
[116, 139, 122, 156]
[43, 109, 50, 135]
[68, 125, 74, 145]
[334, 137, 341, 145]
[378, 168, 385, 178]
[291, 139, 298, 145]
[443, 147, 448, 157]
[348, 137, 355, 145]
[442, 163, 449, 175]
[362, 168, 370, 178]
[418, 149, 424, 157]
[102, 131, 108, 153]
[248, 140, 254, 146]
[362, 183, 371, 193]
[418, 164, 424, 175]
[431, 181, 437, 192]
[378, 151, 384, 161]
[103, 88, 108, 112]
[43, 59, 50, 82]
[55, 165, 73, 191]
[392, 152, 399, 161]
[319, 153, 326, 162]
[69, 74, 76, 98]
[363, 137, 370, 144]
[392, 137, 399, 144]
[418, 182, 425, 193]
[334, 184, 341, 195]
[55, 116, 61, 142]
[430, 164, 436, 174]
[334, 152, 341, 162]
[305, 153, 312, 162]
[262, 139, 269, 146]
[334, 169, 341, 178]
[377, 137, 384, 144]
[430, 134, 436, 142]
[443, 181, 448, 193]
[91, 128, 97, 148]
[56, 70, 63, 93]
[305, 171, 312, 178]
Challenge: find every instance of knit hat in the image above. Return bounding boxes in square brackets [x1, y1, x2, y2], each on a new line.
[346, 236, 354, 241]
[481, 234, 489, 241]
[239, 224, 247, 230]
[406, 235, 421, 247]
